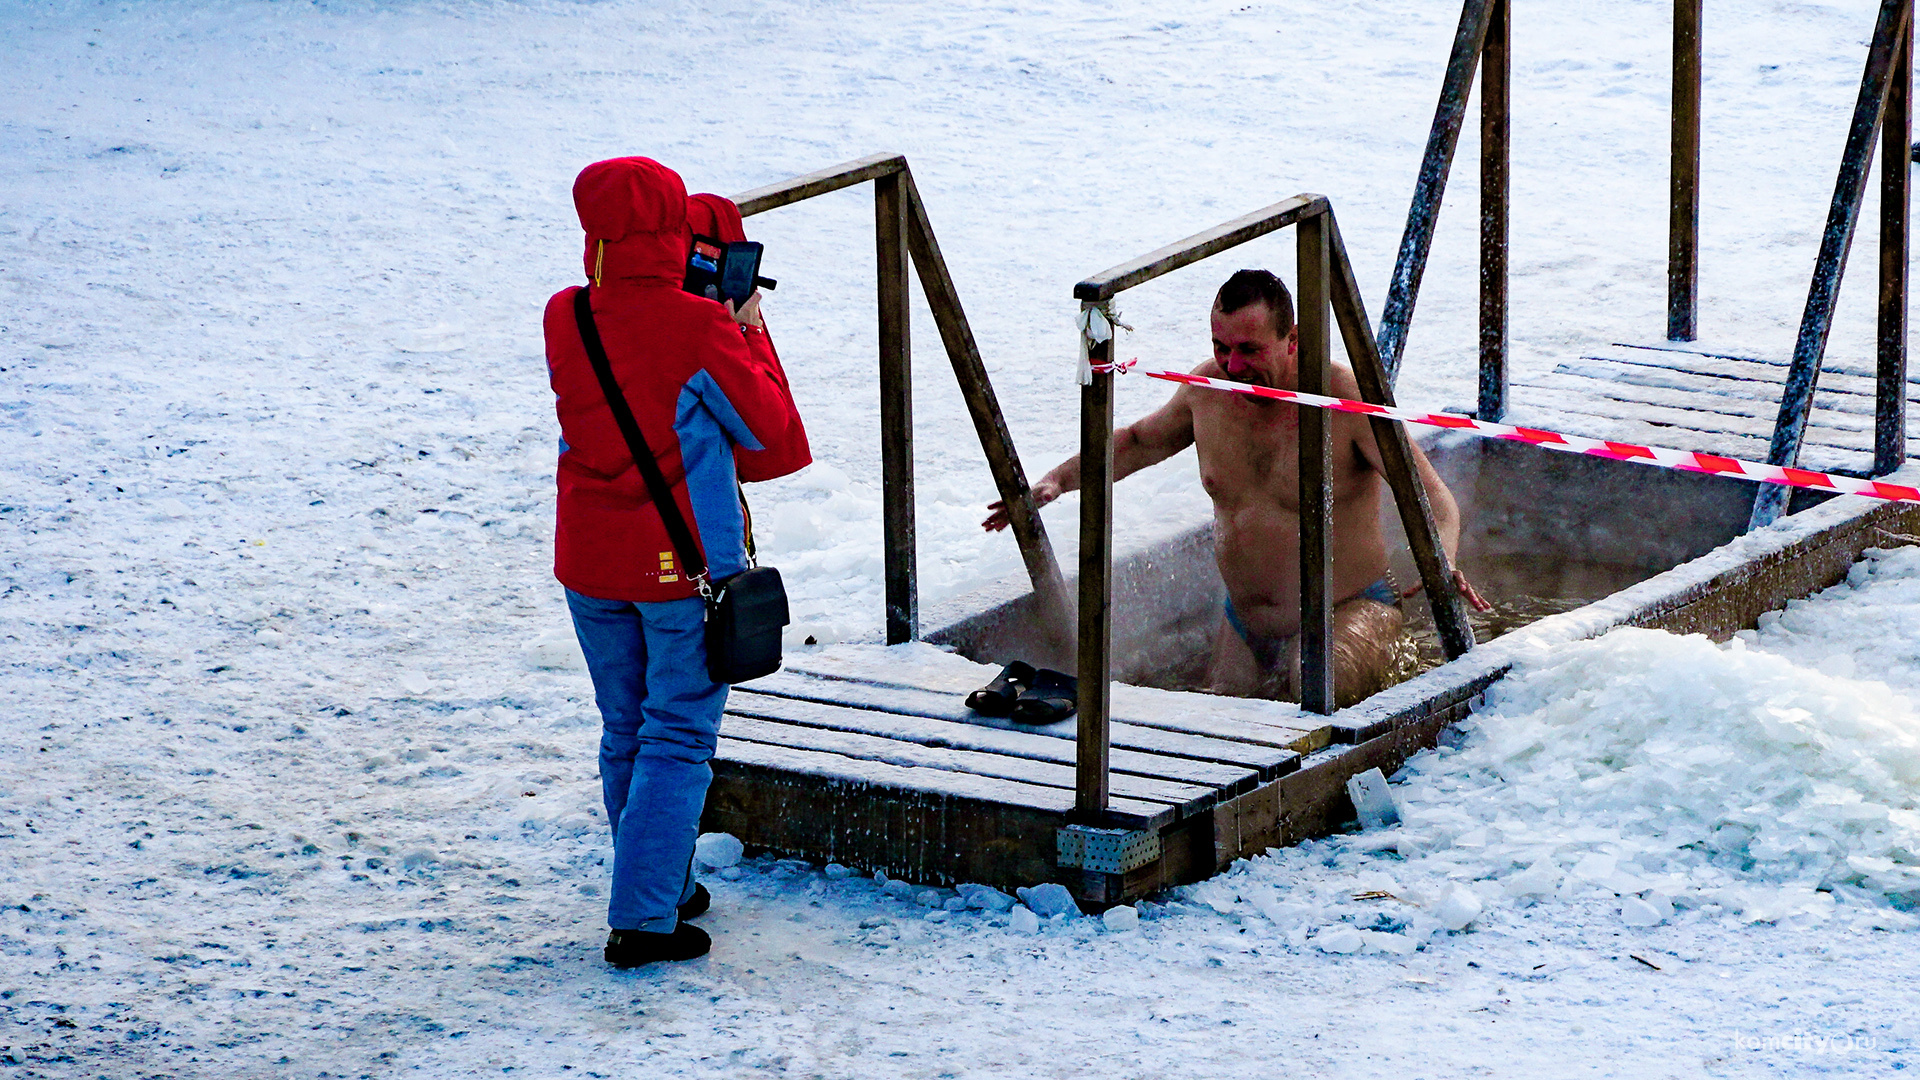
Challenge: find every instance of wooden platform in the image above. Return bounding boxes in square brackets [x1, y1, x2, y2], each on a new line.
[1513, 341, 1920, 475]
[697, 651, 1365, 902]
[697, 453, 1920, 907]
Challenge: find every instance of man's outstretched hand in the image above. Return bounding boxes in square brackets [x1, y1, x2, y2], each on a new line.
[982, 478, 1064, 532]
[1400, 569, 1495, 613]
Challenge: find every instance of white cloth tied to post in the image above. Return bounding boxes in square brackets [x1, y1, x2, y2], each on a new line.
[1076, 306, 1114, 385]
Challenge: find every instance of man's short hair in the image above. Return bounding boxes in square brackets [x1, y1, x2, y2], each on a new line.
[1214, 269, 1294, 334]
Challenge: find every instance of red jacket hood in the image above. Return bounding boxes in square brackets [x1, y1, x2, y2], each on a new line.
[687, 193, 748, 243]
[574, 157, 689, 286]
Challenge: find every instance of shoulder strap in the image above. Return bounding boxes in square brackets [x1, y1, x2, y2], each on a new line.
[571, 286, 711, 592]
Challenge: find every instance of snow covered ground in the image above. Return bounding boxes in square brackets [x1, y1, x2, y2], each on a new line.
[4, 0, 1919, 1076]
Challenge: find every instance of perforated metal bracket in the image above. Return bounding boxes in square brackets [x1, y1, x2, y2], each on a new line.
[1056, 824, 1162, 874]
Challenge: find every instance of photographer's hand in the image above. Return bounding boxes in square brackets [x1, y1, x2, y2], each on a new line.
[727, 292, 765, 329]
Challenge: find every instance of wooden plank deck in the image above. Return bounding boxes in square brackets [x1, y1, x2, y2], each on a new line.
[699, 647, 1333, 897]
[1510, 341, 1920, 475]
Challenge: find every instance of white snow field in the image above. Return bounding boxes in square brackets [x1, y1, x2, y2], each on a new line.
[3, 0, 1919, 1076]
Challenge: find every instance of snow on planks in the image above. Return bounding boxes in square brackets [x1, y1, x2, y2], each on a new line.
[1513, 342, 1920, 475]
[702, 659, 1328, 892]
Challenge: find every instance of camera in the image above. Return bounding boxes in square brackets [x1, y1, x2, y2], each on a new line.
[685, 236, 777, 306]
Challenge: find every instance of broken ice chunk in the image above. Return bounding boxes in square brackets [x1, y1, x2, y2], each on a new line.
[693, 832, 744, 869]
[1359, 930, 1417, 956]
[1571, 852, 1617, 885]
[1312, 925, 1364, 953]
[1009, 906, 1041, 934]
[1345, 768, 1402, 830]
[956, 883, 1017, 912]
[1434, 888, 1483, 931]
[1016, 883, 1078, 918]
[1620, 896, 1666, 927]
[1504, 861, 1561, 898]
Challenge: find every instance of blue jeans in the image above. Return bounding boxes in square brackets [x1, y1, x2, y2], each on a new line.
[566, 590, 727, 932]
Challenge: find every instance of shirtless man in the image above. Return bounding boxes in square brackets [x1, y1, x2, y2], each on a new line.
[983, 269, 1484, 706]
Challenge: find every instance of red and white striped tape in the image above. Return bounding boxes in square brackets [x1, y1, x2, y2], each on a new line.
[1142, 368, 1920, 505]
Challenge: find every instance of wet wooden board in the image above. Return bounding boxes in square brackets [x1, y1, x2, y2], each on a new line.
[724, 691, 1263, 792]
[754, 668, 1322, 760]
[712, 738, 1175, 832]
[722, 715, 1219, 818]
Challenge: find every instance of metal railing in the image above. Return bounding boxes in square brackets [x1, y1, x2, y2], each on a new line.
[1751, 0, 1913, 527]
[1377, 0, 1698, 416]
[731, 154, 1072, 642]
[1376, 0, 1509, 415]
[1374, 0, 1914, 529]
[1069, 195, 1479, 819]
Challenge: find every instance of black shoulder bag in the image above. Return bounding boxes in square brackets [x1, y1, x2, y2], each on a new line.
[572, 286, 789, 684]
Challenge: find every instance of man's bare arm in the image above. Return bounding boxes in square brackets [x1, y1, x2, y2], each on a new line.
[982, 386, 1197, 531]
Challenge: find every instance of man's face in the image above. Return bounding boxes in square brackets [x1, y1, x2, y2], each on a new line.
[1210, 302, 1297, 386]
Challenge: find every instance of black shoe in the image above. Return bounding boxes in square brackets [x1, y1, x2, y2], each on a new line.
[1011, 668, 1077, 724]
[678, 882, 711, 921]
[604, 923, 711, 968]
[966, 661, 1037, 716]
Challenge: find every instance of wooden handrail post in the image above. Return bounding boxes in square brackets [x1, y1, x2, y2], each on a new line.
[1378, 0, 1498, 381]
[736, 154, 1068, 643]
[1670, 0, 1704, 342]
[1326, 212, 1478, 661]
[1480, 0, 1511, 420]
[1879, 1, 1913, 476]
[1753, 0, 1911, 528]
[1075, 302, 1115, 818]
[875, 170, 917, 643]
[899, 171, 1074, 647]
[1297, 212, 1336, 715]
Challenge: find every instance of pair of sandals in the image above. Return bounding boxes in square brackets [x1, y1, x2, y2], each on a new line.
[965, 660, 1077, 724]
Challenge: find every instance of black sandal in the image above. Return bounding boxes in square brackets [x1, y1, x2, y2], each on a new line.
[966, 661, 1036, 717]
[1011, 668, 1076, 724]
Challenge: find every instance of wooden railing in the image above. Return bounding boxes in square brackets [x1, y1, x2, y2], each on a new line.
[1375, 0, 1509, 416]
[1750, 0, 1913, 527]
[1376, 0, 1912, 528]
[1070, 196, 1479, 819]
[731, 154, 1072, 643]
[1378, 0, 1709, 415]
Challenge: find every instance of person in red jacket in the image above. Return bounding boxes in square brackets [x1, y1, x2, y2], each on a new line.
[545, 157, 809, 967]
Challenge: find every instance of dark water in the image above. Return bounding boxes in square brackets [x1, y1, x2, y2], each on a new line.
[1395, 552, 1655, 681]
[1133, 552, 1656, 701]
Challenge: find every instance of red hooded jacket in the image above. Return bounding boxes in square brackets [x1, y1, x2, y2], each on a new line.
[545, 158, 810, 602]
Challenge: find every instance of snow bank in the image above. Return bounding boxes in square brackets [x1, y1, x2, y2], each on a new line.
[1426, 627, 1920, 915]
[1184, 548, 1920, 940]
